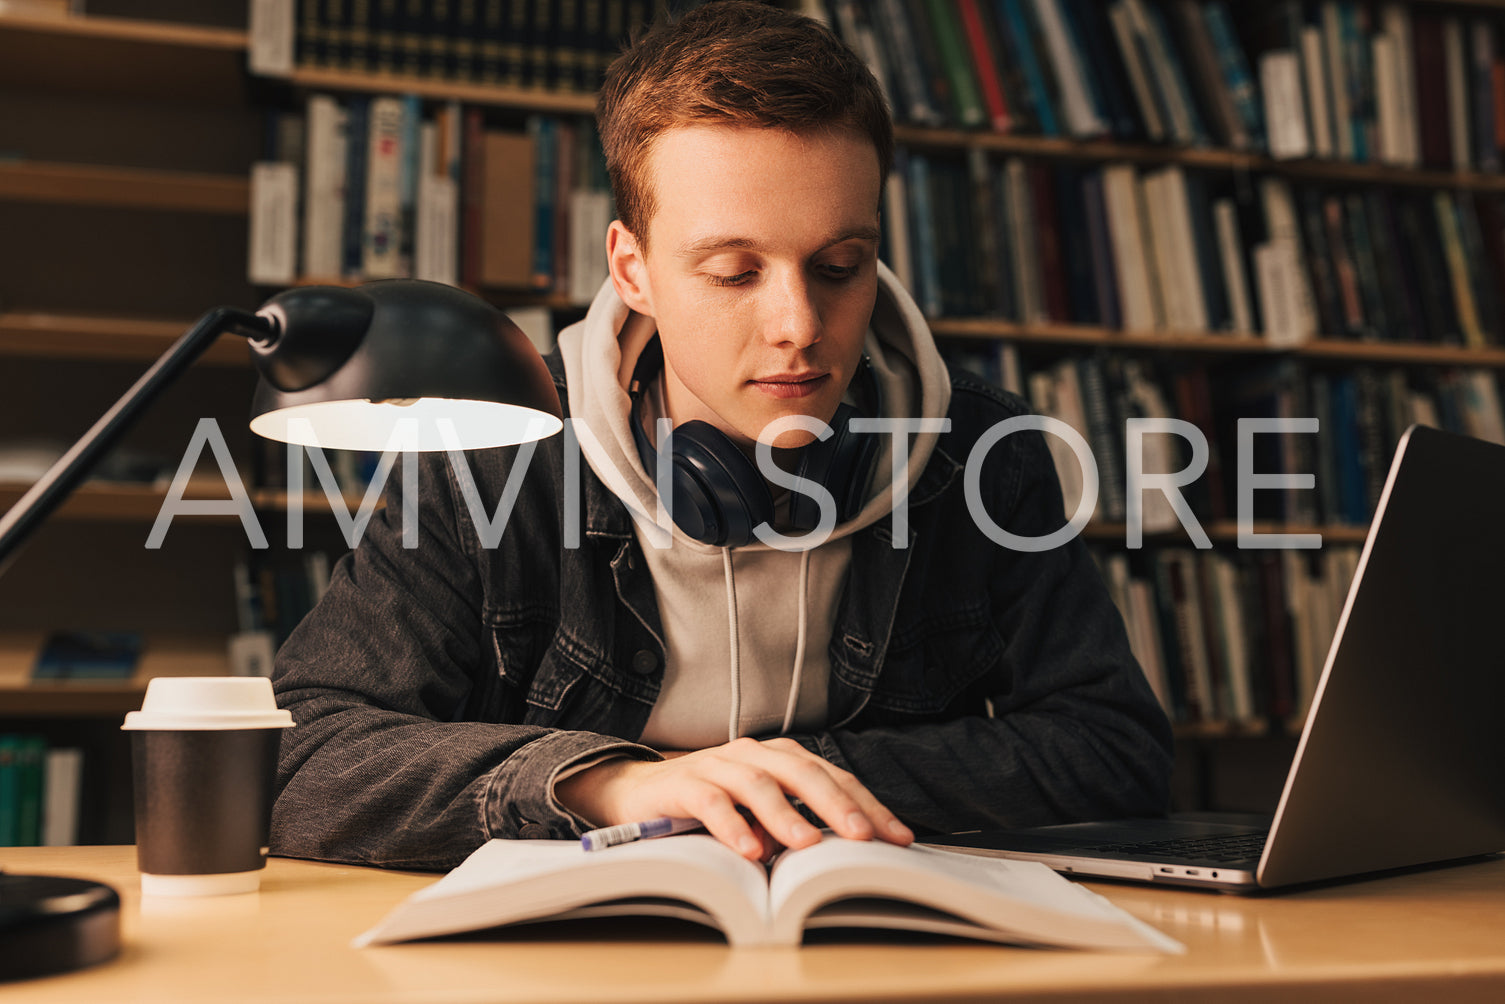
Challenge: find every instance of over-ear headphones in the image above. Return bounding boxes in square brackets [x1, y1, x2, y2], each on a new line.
[628, 336, 882, 547]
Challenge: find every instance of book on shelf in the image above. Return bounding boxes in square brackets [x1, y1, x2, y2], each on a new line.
[352, 833, 1182, 952]
[361, 95, 410, 279]
[907, 152, 942, 318]
[31, 630, 142, 682]
[1079, 170, 1121, 330]
[956, 0, 1013, 132]
[0, 736, 41, 848]
[1053, 166, 1102, 326]
[42, 747, 82, 848]
[475, 125, 537, 290]
[0, 737, 80, 848]
[904, 0, 962, 130]
[925, 0, 987, 129]
[1028, 0, 1110, 138]
[249, 92, 613, 304]
[234, 548, 341, 650]
[250, 0, 296, 77]
[249, 161, 300, 286]
[285, 0, 648, 92]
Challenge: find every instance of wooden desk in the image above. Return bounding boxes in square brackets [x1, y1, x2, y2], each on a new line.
[3, 846, 1504, 1002]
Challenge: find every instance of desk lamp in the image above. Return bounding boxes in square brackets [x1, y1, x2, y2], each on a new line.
[0, 280, 563, 981]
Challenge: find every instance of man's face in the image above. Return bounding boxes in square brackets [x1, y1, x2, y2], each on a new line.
[609, 125, 883, 449]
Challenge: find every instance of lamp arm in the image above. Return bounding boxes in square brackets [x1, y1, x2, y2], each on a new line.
[0, 306, 275, 576]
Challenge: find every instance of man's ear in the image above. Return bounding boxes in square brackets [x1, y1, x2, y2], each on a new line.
[607, 220, 654, 316]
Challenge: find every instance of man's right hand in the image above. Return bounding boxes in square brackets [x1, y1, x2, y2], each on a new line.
[553, 736, 914, 861]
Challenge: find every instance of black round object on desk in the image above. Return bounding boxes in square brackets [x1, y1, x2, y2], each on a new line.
[0, 873, 120, 982]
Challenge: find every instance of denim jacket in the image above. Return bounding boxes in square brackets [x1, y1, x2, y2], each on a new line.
[270, 353, 1174, 870]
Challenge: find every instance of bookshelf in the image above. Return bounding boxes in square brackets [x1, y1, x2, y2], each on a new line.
[5, 0, 1504, 837]
[0, 5, 335, 846]
[814, 0, 1505, 813]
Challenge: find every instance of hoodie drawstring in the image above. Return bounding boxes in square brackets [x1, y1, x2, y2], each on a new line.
[723, 547, 741, 743]
[780, 548, 811, 735]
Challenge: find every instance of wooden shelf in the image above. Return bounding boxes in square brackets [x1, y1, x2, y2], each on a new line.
[286, 275, 583, 310]
[894, 126, 1505, 193]
[0, 631, 230, 718]
[0, 481, 378, 523]
[283, 66, 597, 115]
[0, 161, 248, 214]
[0, 312, 252, 366]
[0, 11, 245, 49]
[931, 318, 1505, 368]
[0, 12, 248, 102]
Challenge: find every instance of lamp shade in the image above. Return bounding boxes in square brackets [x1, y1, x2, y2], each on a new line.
[248, 280, 563, 452]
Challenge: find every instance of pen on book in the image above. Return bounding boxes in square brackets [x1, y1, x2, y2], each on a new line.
[581, 816, 703, 852]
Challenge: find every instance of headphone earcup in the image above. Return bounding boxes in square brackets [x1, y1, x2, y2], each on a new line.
[787, 402, 882, 531]
[657, 421, 775, 548]
[629, 336, 883, 545]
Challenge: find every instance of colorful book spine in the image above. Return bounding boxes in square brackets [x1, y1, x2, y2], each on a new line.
[362, 96, 406, 278]
[1028, 0, 1107, 137]
[923, 0, 987, 128]
[997, 0, 1061, 136]
[956, 0, 1013, 132]
[1434, 190, 1486, 348]
[908, 152, 942, 318]
[1204, 1, 1265, 150]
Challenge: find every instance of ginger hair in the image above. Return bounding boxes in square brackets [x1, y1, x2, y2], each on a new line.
[596, 0, 893, 250]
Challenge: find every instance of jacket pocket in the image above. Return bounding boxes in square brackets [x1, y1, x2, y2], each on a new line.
[487, 607, 582, 718]
[868, 606, 1007, 718]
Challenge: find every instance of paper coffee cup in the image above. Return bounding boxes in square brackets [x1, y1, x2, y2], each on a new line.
[123, 677, 293, 896]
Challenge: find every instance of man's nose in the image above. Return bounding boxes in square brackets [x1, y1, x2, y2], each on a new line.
[764, 271, 822, 348]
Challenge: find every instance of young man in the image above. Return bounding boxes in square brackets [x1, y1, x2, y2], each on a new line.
[270, 1, 1173, 871]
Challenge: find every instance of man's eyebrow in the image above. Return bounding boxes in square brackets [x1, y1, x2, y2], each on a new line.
[673, 227, 882, 259]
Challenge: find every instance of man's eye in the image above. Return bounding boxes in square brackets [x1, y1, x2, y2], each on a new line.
[707, 271, 755, 287]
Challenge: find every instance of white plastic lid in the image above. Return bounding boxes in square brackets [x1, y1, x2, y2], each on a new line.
[121, 677, 294, 731]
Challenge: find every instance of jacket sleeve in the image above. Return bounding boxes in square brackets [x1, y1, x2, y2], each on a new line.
[791, 406, 1175, 835]
[270, 450, 658, 871]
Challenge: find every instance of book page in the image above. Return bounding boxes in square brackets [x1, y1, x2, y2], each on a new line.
[765, 836, 1181, 952]
[355, 836, 773, 947]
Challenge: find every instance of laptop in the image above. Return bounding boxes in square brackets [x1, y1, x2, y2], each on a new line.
[925, 424, 1505, 891]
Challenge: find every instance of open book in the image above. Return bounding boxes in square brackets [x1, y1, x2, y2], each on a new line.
[354, 834, 1182, 951]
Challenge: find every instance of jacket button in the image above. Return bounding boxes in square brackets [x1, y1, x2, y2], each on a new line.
[519, 823, 549, 839]
[631, 649, 659, 675]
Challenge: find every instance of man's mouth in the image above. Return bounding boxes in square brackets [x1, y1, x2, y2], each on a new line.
[749, 373, 830, 399]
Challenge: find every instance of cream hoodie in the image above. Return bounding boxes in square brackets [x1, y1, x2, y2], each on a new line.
[556, 262, 951, 749]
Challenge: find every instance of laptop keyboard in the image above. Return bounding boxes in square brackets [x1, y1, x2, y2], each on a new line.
[1087, 831, 1269, 863]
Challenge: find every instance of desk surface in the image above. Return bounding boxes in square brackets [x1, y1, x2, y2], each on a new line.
[4, 846, 1504, 1003]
